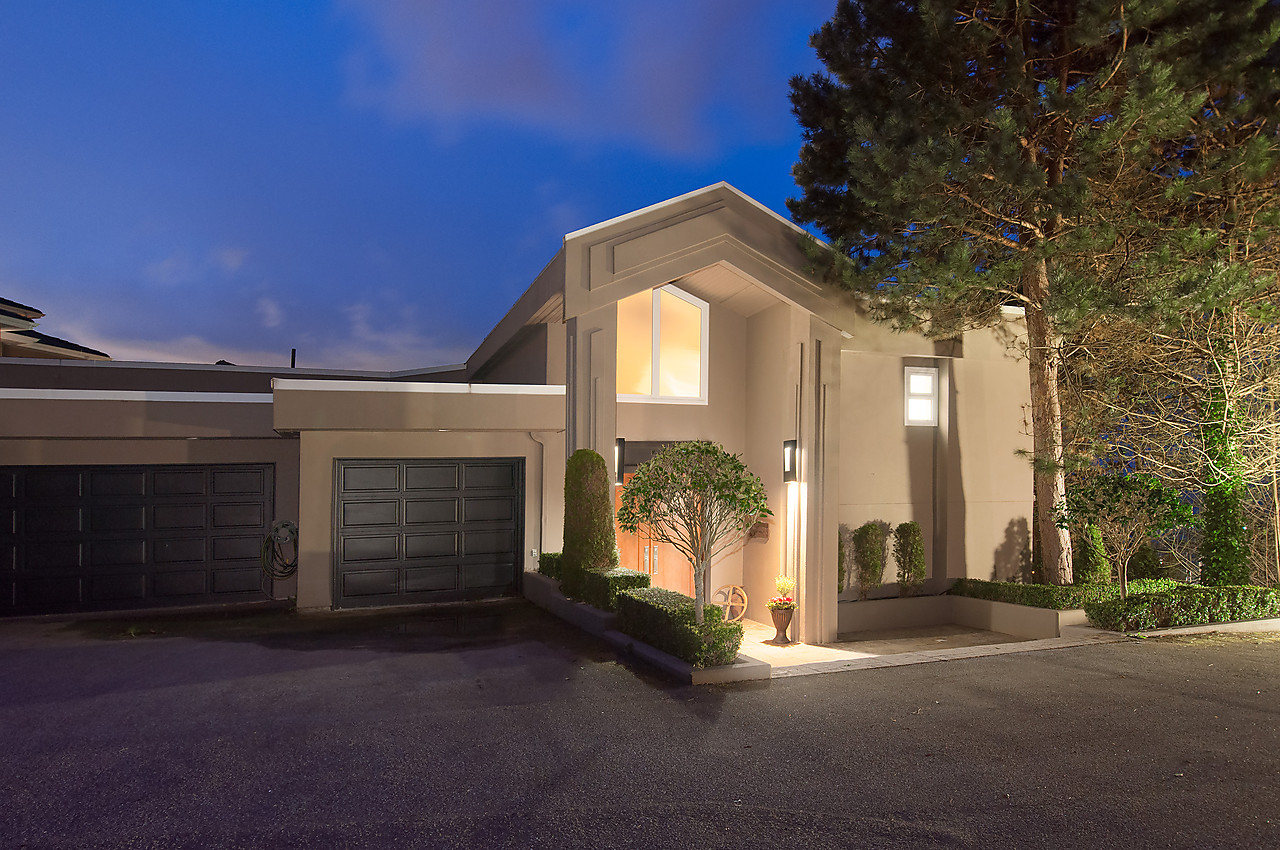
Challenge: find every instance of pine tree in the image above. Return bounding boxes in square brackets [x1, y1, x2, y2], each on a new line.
[789, 0, 1280, 585]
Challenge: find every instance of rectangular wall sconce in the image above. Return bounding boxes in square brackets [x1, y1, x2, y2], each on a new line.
[614, 437, 626, 486]
[782, 439, 798, 483]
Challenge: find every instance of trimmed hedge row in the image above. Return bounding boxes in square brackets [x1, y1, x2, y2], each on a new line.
[1085, 586, 1280, 631]
[538, 552, 563, 580]
[948, 577, 1183, 610]
[575, 567, 651, 612]
[616, 587, 743, 668]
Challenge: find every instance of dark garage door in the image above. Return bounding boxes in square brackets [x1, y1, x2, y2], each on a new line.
[334, 458, 523, 609]
[0, 464, 274, 616]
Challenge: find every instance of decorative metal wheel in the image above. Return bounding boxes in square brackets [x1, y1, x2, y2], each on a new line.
[712, 584, 748, 622]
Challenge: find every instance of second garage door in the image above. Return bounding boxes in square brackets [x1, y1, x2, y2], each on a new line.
[333, 458, 524, 609]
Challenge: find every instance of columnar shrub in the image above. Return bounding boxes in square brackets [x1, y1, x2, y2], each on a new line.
[561, 449, 618, 599]
[893, 521, 926, 596]
[837, 525, 849, 593]
[852, 522, 885, 601]
[1072, 524, 1111, 586]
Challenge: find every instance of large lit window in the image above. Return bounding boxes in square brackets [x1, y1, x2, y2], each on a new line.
[905, 366, 939, 426]
[617, 285, 708, 403]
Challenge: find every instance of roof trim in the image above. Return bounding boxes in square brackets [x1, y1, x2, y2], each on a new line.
[0, 389, 272, 403]
[272, 379, 566, 396]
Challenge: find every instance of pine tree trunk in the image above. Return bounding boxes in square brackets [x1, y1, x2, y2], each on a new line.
[1022, 255, 1073, 585]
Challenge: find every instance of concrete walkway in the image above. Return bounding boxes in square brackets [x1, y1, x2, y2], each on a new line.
[738, 618, 1127, 678]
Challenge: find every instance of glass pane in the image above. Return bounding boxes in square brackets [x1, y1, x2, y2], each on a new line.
[616, 289, 653, 395]
[907, 398, 934, 424]
[908, 371, 934, 395]
[657, 289, 702, 397]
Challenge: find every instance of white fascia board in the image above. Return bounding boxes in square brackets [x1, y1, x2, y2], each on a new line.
[271, 379, 566, 396]
[0, 389, 272, 403]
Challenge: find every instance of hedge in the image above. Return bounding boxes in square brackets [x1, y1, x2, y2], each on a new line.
[949, 577, 1183, 610]
[538, 552, 563, 580]
[1085, 586, 1280, 631]
[576, 567, 650, 612]
[616, 586, 743, 668]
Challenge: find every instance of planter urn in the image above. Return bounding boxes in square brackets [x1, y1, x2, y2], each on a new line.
[769, 608, 793, 644]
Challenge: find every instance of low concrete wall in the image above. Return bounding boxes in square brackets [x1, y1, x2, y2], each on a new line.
[838, 595, 1087, 640]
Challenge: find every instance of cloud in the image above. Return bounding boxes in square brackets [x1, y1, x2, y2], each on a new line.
[339, 0, 807, 157]
[144, 252, 195, 286]
[257, 297, 283, 329]
[215, 247, 248, 272]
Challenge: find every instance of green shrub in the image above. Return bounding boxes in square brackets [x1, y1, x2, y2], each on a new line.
[1072, 524, 1111, 586]
[1128, 542, 1168, 581]
[837, 526, 848, 593]
[949, 577, 1183, 610]
[576, 567, 650, 612]
[1085, 586, 1280, 631]
[562, 449, 618, 599]
[852, 522, 885, 600]
[537, 552, 563, 580]
[893, 521, 926, 596]
[616, 586, 743, 668]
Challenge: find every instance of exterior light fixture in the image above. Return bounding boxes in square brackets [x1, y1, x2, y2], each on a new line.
[614, 438, 626, 486]
[782, 439, 798, 483]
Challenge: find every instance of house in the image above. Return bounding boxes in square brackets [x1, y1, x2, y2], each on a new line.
[0, 296, 110, 361]
[0, 183, 1033, 644]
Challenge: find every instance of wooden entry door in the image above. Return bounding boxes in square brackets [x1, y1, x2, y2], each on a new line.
[615, 474, 693, 597]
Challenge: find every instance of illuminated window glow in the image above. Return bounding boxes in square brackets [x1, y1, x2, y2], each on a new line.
[905, 366, 939, 426]
[617, 285, 708, 403]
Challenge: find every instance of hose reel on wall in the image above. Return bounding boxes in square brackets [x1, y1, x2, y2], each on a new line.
[261, 520, 298, 585]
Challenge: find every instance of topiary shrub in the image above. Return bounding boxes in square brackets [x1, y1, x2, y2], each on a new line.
[1072, 524, 1111, 586]
[837, 527, 848, 594]
[1085, 585, 1280, 631]
[1128, 542, 1168, 581]
[893, 521, 926, 596]
[561, 448, 618, 600]
[537, 552, 563, 580]
[852, 522, 885, 600]
[616, 586, 743, 668]
[576, 567, 650, 612]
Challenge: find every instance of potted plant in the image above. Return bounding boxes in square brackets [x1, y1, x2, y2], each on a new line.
[766, 575, 797, 644]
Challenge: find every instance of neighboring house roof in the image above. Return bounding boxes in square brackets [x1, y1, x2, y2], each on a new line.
[5, 329, 110, 360]
[0, 296, 43, 320]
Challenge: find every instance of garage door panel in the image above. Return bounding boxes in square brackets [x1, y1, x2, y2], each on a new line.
[212, 502, 264, 529]
[463, 497, 515, 523]
[404, 532, 458, 559]
[0, 472, 13, 497]
[405, 565, 458, 593]
[27, 472, 83, 500]
[1, 463, 274, 616]
[335, 458, 522, 608]
[154, 470, 206, 496]
[342, 535, 399, 562]
[213, 469, 266, 496]
[25, 506, 82, 535]
[342, 569, 399, 598]
[91, 506, 147, 533]
[90, 573, 148, 601]
[462, 464, 516, 490]
[342, 500, 399, 528]
[404, 499, 458, 525]
[342, 465, 399, 492]
[154, 504, 207, 530]
[91, 540, 147, 567]
[153, 570, 208, 597]
[90, 472, 146, 498]
[404, 464, 458, 491]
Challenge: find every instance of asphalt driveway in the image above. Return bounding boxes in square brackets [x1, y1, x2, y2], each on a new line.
[1, 599, 1278, 849]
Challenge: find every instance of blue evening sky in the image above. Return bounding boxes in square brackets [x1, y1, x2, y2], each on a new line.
[0, 1, 833, 370]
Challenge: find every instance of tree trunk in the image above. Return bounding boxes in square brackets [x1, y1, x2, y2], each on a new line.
[693, 561, 706, 624]
[1022, 255, 1073, 585]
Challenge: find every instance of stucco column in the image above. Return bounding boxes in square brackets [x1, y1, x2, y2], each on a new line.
[564, 303, 618, 472]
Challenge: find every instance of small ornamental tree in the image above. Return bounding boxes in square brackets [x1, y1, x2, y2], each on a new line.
[562, 449, 618, 598]
[852, 522, 885, 601]
[616, 441, 771, 624]
[893, 521, 926, 597]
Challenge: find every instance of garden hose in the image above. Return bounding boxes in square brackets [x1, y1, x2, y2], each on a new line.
[261, 520, 299, 580]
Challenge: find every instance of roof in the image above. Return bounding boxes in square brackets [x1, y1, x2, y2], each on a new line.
[0, 296, 43, 320]
[7, 329, 110, 360]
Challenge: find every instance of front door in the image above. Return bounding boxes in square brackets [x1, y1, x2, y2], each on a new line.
[614, 473, 692, 597]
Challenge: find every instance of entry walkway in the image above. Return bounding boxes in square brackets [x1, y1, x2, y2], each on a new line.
[738, 619, 1126, 679]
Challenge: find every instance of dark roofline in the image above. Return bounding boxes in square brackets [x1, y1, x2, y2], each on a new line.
[0, 296, 43, 319]
[9, 329, 110, 359]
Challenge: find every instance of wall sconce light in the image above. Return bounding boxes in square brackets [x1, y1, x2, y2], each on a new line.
[615, 437, 626, 486]
[782, 439, 798, 483]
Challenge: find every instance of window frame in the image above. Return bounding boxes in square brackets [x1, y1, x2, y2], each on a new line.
[904, 366, 939, 426]
[617, 284, 710, 405]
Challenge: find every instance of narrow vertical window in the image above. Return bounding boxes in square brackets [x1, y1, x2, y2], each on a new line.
[905, 366, 938, 426]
